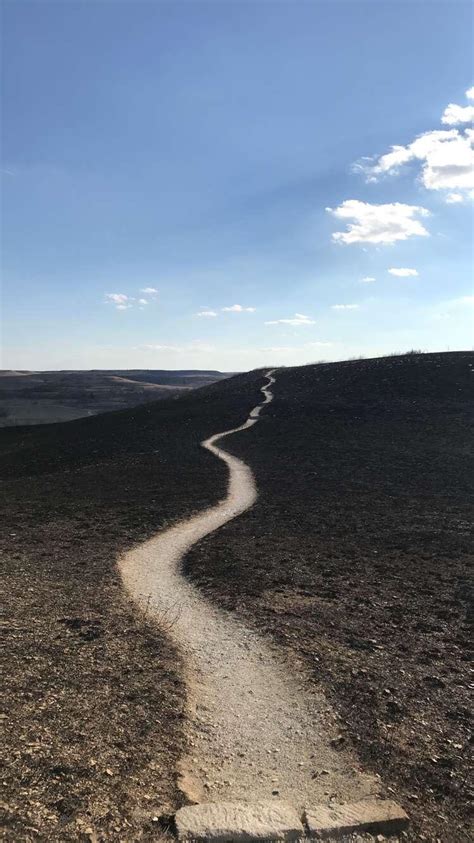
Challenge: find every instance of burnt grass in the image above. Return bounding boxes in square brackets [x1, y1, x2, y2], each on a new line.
[0, 373, 263, 841]
[2, 352, 473, 842]
[183, 352, 474, 842]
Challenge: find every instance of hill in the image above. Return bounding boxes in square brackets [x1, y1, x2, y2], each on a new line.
[1, 370, 262, 840]
[0, 369, 231, 427]
[2, 351, 473, 840]
[184, 350, 474, 840]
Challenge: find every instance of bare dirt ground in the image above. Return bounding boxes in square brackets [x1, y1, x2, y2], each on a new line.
[1, 374, 263, 840]
[184, 352, 474, 842]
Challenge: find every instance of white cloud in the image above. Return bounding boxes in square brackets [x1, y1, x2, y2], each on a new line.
[264, 313, 316, 326]
[196, 309, 218, 317]
[360, 276, 376, 283]
[441, 103, 474, 126]
[331, 304, 360, 310]
[446, 192, 465, 203]
[222, 304, 256, 312]
[388, 267, 419, 277]
[105, 293, 134, 310]
[105, 289, 159, 310]
[355, 87, 474, 200]
[360, 130, 474, 193]
[140, 287, 159, 295]
[327, 200, 430, 245]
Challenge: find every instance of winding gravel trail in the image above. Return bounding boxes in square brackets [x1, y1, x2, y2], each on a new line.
[119, 372, 378, 808]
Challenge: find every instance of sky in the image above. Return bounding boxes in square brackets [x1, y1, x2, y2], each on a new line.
[2, 0, 473, 371]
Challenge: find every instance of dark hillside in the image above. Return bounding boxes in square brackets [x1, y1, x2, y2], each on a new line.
[1, 371, 263, 841]
[184, 352, 474, 841]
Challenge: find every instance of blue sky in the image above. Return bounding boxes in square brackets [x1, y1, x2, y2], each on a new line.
[2, 0, 473, 371]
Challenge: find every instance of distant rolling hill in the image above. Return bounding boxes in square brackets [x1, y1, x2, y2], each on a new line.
[0, 368, 232, 427]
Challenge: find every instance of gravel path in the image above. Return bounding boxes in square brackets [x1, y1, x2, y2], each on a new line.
[119, 372, 379, 809]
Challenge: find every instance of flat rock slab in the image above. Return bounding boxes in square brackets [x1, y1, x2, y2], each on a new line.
[175, 800, 304, 841]
[304, 798, 409, 838]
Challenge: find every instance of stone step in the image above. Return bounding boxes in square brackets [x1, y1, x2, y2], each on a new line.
[175, 800, 304, 841]
[174, 798, 409, 841]
[304, 798, 409, 839]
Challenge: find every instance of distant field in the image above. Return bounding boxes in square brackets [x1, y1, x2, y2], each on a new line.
[0, 369, 231, 427]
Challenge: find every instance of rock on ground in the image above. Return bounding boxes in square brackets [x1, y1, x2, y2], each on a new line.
[175, 800, 304, 841]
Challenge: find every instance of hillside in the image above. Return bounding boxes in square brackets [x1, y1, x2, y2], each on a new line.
[2, 351, 473, 841]
[1, 372, 262, 840]
[0, 369, 231, 427]
[184, 351, 474, 841]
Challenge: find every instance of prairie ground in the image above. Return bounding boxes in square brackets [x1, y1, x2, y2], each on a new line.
[1, 373, 262, 840]
[184, 352, 474, 842]
[2, 352, 472, 841]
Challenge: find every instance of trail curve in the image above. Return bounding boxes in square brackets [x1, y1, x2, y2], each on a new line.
[119, 371, 378, 808]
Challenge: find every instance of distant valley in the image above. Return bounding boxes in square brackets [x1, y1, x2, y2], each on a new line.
[0, 369, 232, 427]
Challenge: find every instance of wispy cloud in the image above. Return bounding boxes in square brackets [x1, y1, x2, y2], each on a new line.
[327, 200, 430, 245]
[105, 293, 129, 304]
[222, 304, 256, 312]
[194, 303, 256, 316]
[139, 341, 215, 353]
[265, 313, 315, 326]
[105, 293, 133, 310]
[105, 287, 159, 310]
[331, 304, 360, 310]
[360, 276, 376, 283]
[388, 267, 419, 277]
[140, 344, 178, 351]
[195, 308, 218, 317]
